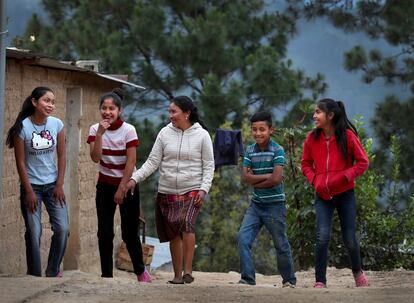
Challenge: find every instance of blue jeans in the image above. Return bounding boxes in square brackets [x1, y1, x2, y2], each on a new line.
[315, 189, 362, 284]
[20, 182, 69, 277]
[237, 202, 296, 285]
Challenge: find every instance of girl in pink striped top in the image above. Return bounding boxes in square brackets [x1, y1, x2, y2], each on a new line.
[87, 89, 151, 282]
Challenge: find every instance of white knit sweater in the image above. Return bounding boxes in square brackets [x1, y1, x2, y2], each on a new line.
[131, 122, 215, 195]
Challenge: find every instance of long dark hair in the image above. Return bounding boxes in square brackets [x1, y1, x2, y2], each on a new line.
[171, 96, 208, 131]
[6, 86, 54, 148]
[313, 98, 358, 159]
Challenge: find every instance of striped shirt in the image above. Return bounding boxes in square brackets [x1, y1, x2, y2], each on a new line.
[87, 119, 139, 185]
[243, 139, 285, 203]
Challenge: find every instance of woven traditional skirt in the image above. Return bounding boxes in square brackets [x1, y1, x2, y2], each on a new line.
[155, 191, 200, 242]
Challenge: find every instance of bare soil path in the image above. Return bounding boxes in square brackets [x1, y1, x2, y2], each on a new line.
[1, 267, 413, 303]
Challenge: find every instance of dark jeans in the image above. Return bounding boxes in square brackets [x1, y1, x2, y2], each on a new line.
[96, 183, 144, 277]
[315, 189, 362, 284]
[20, 182, 69, 277]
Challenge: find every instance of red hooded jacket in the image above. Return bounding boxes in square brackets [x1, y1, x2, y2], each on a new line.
[301, 129, 369, 200]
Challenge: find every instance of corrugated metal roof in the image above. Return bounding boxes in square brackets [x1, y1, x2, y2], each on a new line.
[6, 47, 145, 90]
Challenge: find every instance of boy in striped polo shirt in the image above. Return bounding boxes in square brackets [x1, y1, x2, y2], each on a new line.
[237, 111, 296, 287]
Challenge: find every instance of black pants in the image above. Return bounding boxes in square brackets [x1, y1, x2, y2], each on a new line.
[95, 183, 144, 277]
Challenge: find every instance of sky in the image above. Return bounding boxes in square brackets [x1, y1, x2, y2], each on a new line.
[6, 0, 410, 136]
[286, 17, 410, 134]
[5, 0, 43, 46]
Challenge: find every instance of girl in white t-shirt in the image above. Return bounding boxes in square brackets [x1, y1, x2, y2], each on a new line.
[87, 88, 151, 282]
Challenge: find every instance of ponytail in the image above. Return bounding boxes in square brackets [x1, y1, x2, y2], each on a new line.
[189, 104, 209, 131]
[313, 98, 358, 159]
[6, 86, 53, 148]
[171, 96, 209, 131]
[336, 101, 358, 136]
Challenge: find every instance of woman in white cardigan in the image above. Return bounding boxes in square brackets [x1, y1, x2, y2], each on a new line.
[125, 96, 214, 284]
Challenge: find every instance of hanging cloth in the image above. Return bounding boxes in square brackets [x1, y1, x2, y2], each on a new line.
[213, 129, 244, 169]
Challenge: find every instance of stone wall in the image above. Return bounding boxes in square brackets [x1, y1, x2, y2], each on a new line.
[0, 58, 124, 275]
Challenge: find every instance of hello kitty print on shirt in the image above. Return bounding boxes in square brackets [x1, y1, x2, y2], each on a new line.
[31, 130, 54, 150]
[20, 116, 63, 184]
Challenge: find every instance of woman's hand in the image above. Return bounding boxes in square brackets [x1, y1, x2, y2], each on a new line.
[124, 179, 137, 197]
[52, 184, 66, 207]
[194, 190, 206, 207]
[26, 190, 38, 213]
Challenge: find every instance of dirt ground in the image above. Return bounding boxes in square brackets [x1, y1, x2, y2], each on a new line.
[1, 267, 413, 303]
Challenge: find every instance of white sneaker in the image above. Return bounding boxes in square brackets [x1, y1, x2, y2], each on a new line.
[282, 281, 296, 288]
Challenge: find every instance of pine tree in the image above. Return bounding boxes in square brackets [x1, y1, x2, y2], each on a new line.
[17, 0, 326, 129]
[288, 0, 414, 188]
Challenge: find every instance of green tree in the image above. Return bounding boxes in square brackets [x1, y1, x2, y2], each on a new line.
[287, 0, 414, 191]
[194, 121, 250, 272]
[196, 115, 414, 273]
[17, 0, 326, 129]
[355, 133, 414, 270]
[371, 96, 414, 186]
[276, 126, 315, 269]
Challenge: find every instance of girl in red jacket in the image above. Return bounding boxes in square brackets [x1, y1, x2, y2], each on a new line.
[301, 98, 370, 288]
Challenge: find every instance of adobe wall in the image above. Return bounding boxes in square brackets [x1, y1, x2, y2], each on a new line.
[0, 59, 124, 275]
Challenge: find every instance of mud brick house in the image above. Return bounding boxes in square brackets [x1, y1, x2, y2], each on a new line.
[0, 48, 144, 275]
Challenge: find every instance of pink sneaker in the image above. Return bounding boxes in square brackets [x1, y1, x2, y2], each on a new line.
[313, 282, 326, 288]
[354, 271, 370, 287]
[137, 269, 152, 283]
[56, 271, 62, 278]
